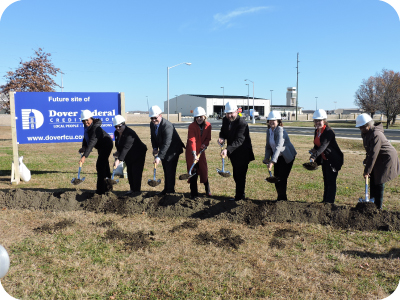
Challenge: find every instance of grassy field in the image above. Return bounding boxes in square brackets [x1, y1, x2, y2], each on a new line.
[1, 125, 400, 299]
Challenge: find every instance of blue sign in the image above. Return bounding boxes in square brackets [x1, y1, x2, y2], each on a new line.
[14, 92, 121, 144]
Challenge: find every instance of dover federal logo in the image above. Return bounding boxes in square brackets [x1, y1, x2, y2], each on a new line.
[21, 109, 44, 130]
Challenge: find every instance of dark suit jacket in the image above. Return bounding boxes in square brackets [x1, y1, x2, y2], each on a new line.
[81, 119, 112, 158]
[311, 126, 344, 171]
[114, 126, 147, 164]
[219, 116, 255, 162]
[150, 118, 185, 161]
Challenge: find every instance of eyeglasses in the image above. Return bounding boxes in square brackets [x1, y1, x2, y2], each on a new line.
[150, 117, 158, 120]
[115, 125, 122, 129]
[82, 119, 89, 123]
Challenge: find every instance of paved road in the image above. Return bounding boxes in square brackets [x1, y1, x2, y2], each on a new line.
[132, 118, 400, 142]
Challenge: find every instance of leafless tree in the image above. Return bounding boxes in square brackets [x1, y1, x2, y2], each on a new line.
[376, 69, 400, 129]
[0, 48, 62, 113]
[354, 76, 380, 117]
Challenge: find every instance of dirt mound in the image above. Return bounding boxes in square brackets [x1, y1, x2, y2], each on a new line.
[1, 189, 400, 232]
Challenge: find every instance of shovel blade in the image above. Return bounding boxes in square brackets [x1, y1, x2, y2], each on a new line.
[148, 179, 161, 187]
[71, 177, 85, 186]
[179, 173, 196, 180]
[265, 177, 280, 183]
[217, 170, 231, 177]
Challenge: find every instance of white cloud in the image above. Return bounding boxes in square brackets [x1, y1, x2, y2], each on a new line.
[214, 6, 269, 26]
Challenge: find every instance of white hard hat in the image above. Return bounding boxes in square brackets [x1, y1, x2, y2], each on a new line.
[313, 109, 327, 120]
[267, 111, 282, 120]
[112, 115, 126, 126]
[355, 113, 373, 127]
[149, 105, 162, 118]
[193, 106, 206, 117]
[0, 245, 10, 279]
[224, 102, 238, 113]
[81, 110, 93, 121]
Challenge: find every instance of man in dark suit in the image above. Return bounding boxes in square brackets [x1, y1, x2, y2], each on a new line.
[218, 102, 255, 201]
[149, 105, 185, 195]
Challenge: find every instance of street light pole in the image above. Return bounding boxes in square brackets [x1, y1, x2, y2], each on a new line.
[270, 90, 273, 110]
[175, 95, 178, 113]
[315, 97, 318, 110]
[220, 87, 224, 117]
[167, 62, 191, 121]
[246, 83, 249, 112]
[146, 96, 149, 111]
[244, 79, 255, 124]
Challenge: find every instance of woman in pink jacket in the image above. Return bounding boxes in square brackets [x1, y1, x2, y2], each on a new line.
[185, 107, 212, 199]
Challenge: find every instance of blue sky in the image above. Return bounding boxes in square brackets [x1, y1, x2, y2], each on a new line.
[0, 0, 399, 112]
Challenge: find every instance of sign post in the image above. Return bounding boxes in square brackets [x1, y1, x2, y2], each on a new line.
[10, 92, 20, 184]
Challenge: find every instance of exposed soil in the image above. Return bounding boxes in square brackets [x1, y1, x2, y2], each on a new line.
[1, 189, 400, 232]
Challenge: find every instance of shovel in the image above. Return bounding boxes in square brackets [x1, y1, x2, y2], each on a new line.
[358, 176, 375, 203]
[266, 169, 280, 183]
[216, 143, 231, 177]
[303, 159, 318, 171]
[148, 159, 161, 187]
[105, 158, 119, 186]
[71, 156, 85, 185]
[179, 147, 206, 180]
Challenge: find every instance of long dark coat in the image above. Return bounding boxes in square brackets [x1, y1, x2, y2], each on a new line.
[362, 123, 400, 184]
[219, 115, 255, 162]
[311, 126, 344, 171]
[114, 126, 147, 164]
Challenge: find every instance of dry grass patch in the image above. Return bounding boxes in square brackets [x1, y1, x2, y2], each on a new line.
[1, 210, 399, 299]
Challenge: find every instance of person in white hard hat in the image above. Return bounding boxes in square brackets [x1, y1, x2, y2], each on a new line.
[218, 101, 255, 201]
[356, 113, 400, 209]
[263, 111, 297, 200]
[149, 105, 185, 195]
[79, 109, 113, 194]
[112, 115, 148, 195]
[309, 109, 343, 203]
[185, 106, 212, 199]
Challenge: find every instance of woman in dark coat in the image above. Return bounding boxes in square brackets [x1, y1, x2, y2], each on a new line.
[79, 110, 113, 194]
[309, 109, 343, 203]
[185, 107, 212, 199]
[113, 115, 148, 195]
[356, 113, 400, 209]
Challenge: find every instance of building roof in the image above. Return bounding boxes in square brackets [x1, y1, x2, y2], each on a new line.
[188, 94, 266, 100]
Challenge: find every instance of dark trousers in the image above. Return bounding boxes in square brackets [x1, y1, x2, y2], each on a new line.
[96, 138, 113, 194]
[231, 157, 249, 199]
[161, 154, 180, 193]
[189, 163, 210, 197]
[126, 150, 147, 192]
[322, 159, 338, 203]
[370, 172, 385, 209]
[274, 156, 294, 200]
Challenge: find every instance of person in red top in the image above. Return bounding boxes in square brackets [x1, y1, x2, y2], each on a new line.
[185, 107, 212, 199]
[309, 109, 343, 203]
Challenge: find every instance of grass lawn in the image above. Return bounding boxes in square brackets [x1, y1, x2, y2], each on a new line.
[0, 125, 399, 299]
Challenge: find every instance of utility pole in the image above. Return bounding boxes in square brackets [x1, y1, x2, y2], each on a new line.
[296, 52, 300, 120]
